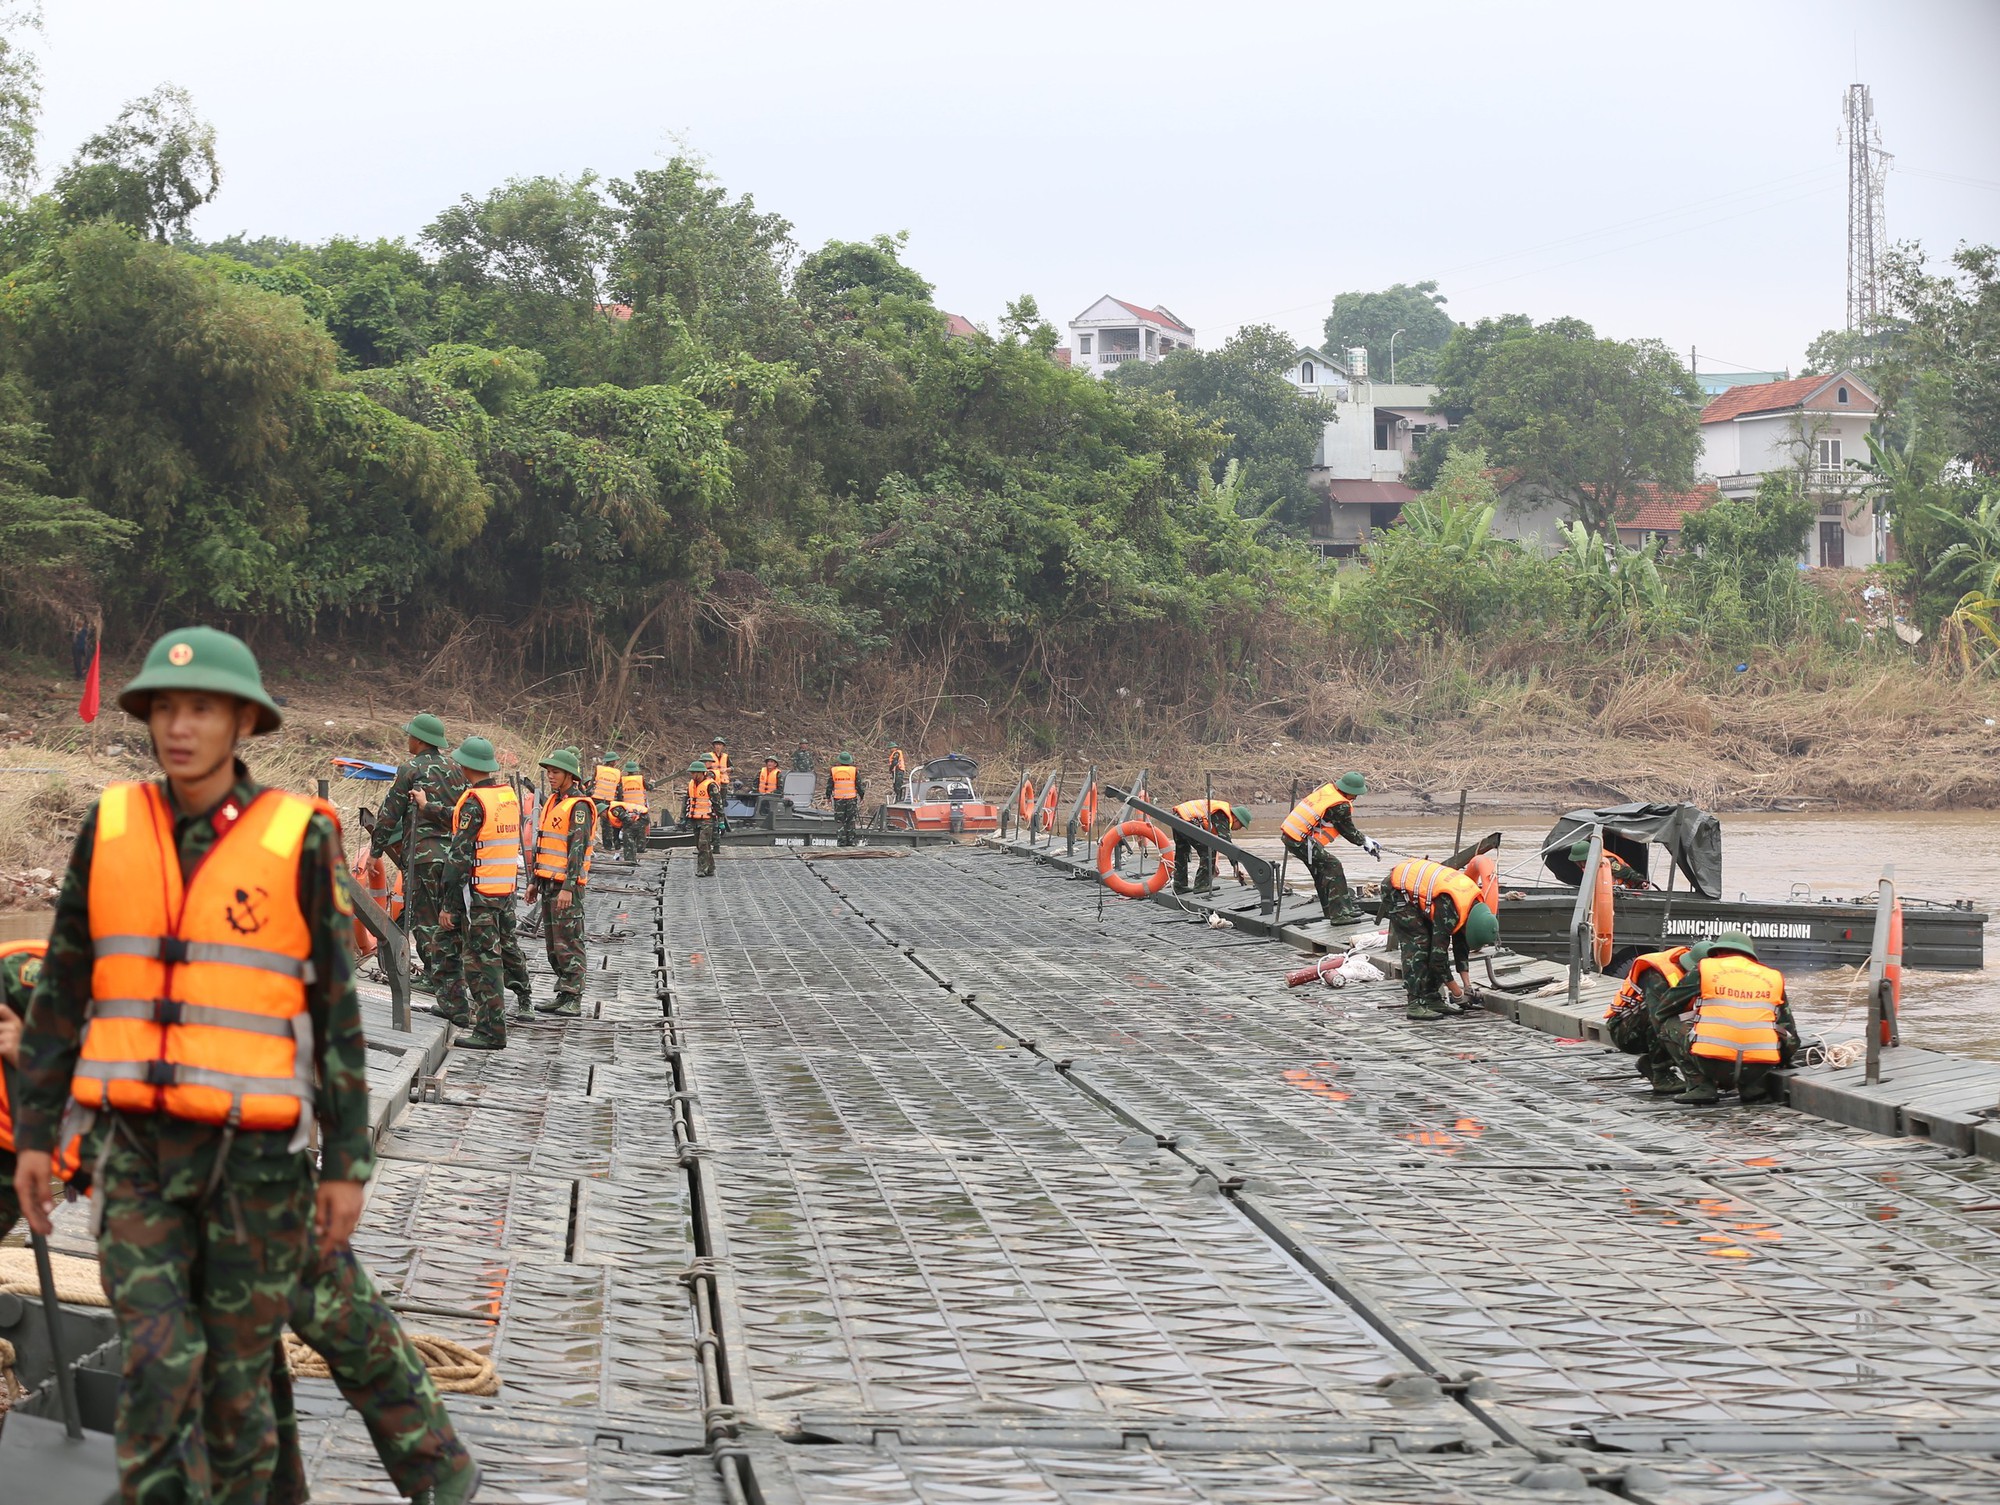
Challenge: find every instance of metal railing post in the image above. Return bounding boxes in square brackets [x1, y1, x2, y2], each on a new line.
[1866, 864, 1895, 1084]
[1064, 766, 1095, 858]
[1568, 827, 1604, 1009]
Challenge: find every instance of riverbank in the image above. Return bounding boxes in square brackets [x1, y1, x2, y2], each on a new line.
[3, 645, 1998, 898]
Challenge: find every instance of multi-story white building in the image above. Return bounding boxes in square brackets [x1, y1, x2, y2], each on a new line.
[1277, 349, 1448, 556]
[1066, 297, 1196, 377]
[1697, 371, 1883, 568]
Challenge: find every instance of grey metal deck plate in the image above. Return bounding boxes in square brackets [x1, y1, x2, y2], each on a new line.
[297, 840, 2000, 1501]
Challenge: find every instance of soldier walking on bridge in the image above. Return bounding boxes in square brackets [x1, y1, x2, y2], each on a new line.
[10, 627, 372, 1504]
[371, 712, 462, 999]
[531, 748, 594, 1018]
[685, 760, 722, 877]
[442, 736, 529, 1048]
[829, 751, 864, 846]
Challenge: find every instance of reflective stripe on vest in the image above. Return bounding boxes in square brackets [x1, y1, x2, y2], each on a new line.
[1691, 954, 1784, 1064]
[618, 774, 648, 812]
[687, 777, 716, 820]
[1611, 946, 1689, 1016]
[0, 938, 46, 1151]
[830, 765, 858, 800]
[1387, 859, 1483, 930]
[454, 784, 522, 897]
[592, 764, 621, 802]
[711, 756, 731, 786]
[535, 795, 595, 886]
[1172, 799, 1233, 828]
[1280, 784, 1349, 846]
[73, 784, 314, 1131]
[757, 767, 781, 794]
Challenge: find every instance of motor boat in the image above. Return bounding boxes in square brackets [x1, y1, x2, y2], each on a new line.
[885, 754, 999, 834]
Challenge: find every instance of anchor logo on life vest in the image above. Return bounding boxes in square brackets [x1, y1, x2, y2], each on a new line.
[225, 885, 270, 935]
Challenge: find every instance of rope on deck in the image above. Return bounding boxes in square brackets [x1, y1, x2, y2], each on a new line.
[0, 1245, 107, 1305]
[284, 1330, 501, 1395]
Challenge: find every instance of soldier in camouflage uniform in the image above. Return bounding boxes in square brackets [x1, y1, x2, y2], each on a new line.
[615, 757, 650, 863]
[531, 747, 593, 1018]
[440, 736, 528, 1048]
[1383, 860, 1501, 1022]
[0, 939, 41, 1239]
[10, 627, 389, 1505]
[371, 712, 464, 1001]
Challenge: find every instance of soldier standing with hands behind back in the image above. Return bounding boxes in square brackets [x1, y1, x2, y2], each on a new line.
[11, 627, 373, 1504]
[531, 748, 594, 1018]
[370, 712, 461, 998]
[439, 735, 528, 1048]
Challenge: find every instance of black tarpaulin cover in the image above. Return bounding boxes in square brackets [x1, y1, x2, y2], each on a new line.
[1541, 802, 1723, 898]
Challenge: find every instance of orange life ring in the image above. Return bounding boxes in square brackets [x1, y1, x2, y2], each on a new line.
[1882, 898, 1903, 1042]
[1078, 785, 1098, 837]
[1017, 778, 1037, 822]
[1592, 854, 1615, 970]
[347, 851, 405, 959]
[1463, 852, 1499, 913]
[1097, 819, 1172, 898]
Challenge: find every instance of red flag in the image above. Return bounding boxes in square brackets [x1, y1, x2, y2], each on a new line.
[78, 640, 101, 723]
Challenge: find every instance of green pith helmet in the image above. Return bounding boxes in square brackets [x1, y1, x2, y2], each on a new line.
[837, 750, 853, 763]
[1711, 930, 1758, 959]
[1231, 805, 1252, 828]
[1683, 940, 1715, 966]
[1464, 901, 1499, 949]
[688, 760, 709, 774]
[1335, 772, 1366, 797]
[451, 736, 499, 773]
[711, 735, 727, 746]
[889, 742, 901, 750]
[763, 754, 778, 764]
[118, 627, 283, 735]
[540, 748, 582, 778]
[1568, 837, 1599, 864]
[623, 759, 640, 774]
[402, 712, 448, 748]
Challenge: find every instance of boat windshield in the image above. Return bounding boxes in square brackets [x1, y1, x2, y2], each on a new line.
[910, 755, 981, 804]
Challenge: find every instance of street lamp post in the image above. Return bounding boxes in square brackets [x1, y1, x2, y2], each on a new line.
[1389, 328, 1406, 383]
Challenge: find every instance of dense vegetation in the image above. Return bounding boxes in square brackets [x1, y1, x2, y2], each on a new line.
[1, 57, 1997, 744]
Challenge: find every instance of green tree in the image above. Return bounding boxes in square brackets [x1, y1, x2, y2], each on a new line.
[1800, 326, 1878, 376]
[1879, 243, 2000, 475]
[1111, 323, 1328, 530]
[1679, 472, 1812, 571]
[54, 84, 219, 240]
[1432, 316, 1700, 536]
[0, 3, 40, 202]
[1323, 281, 1455, 383]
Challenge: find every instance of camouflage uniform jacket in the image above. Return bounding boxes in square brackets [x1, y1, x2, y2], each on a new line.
[16, 765, 376, 1183]
[371, 749, 462, 866]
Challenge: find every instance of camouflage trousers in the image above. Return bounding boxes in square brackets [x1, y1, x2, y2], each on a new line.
[456, 898, 530, 1038]
[406, 851, 461, 998]
[539, 880, 588, 1007]
[1658, 1012, 1783, 1101]
[616, 812, 650, 861]
[1283, 835, 1355, 920]
[267, 1244, 473, 1504]
[1387, 900, 1447, 1010]
[833, 798, 859, 846]
[0, 1147, 17, 1242]
[94, 1117, 314, 1505]
[691, 817, 718, 876]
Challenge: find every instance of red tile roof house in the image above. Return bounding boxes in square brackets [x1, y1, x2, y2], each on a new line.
[1614, 482, 1721, 550]
[1697, 371, 1884, 568]
[1066, 296, 1195, 378]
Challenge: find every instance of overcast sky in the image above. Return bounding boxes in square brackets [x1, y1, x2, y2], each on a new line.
[30, 0, 2000, 375]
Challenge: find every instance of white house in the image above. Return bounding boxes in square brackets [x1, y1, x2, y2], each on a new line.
[1697, 371, 1884, 568]
[1067, 297, 1196, 377]
[1277, 352, 1447, 555]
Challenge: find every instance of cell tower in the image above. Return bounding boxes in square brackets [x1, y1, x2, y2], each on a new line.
[1841, 82, 1892, 331]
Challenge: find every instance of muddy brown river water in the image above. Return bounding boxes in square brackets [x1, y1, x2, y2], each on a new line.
[1233, 808, 2000, 1062]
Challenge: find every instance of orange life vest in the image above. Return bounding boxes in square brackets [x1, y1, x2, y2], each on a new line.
[757, 765, 781, 795]
[453, 783, 522, 898]
[1281, 784, 1351, 847]
[709, 754, 731, 787]
[1690, 954, 1784, 1065]
[830, 764, 859, 801]
[1173, 799, 1236, 830]
[1610, 945, 1689, 1017]
[534, 795, 595, 887]
[0, 938, 47, 1152]
[686, 776, 717, 820]
[592, 763, 621, 802]
[1461, 852, 1500, 913]
[888, 749, 906, 774]
[73, 783, 317, 1132]
[1387, 859, 1483, 931]
[618, 772, 648, 812]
